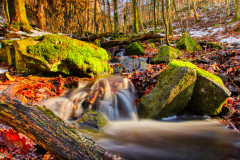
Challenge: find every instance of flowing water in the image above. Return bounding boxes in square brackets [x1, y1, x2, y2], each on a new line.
[92, 119, 240, 160]
[40, 76, 137, 122]
[40, 75, 240, 160]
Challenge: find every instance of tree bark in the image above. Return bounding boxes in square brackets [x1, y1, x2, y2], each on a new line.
[234, 0, 240, 21]
[173, 0, 184, 34]
[107, 0, 113, 33]
[7, 0, 32, 30]
[113, 0, 119, 36]
[0, 88, 119, 160]
[153, 0, 157, 33]
[132, 0, 139, 34]
[37, 0, 46, 30]
[162, 0, 170, 45]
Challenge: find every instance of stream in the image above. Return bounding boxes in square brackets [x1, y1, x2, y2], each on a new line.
[91, 119, 240, 160]
[40, 74, 240, 160]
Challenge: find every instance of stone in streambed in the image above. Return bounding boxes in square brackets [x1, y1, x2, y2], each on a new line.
[169, 60, 231, 116]
[153, 45, 183, 63]
[138, 67, 197, 119]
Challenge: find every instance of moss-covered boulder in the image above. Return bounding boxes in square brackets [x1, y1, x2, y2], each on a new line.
[125, 42, 145, 56]
[12, 34, 111, 77]
[154, 45, 182, 63]
[168, 60, 231, 116]
[138, 67, 197, 119]
[168, 60, 223, 85]
[188, 76, 231, 115]
[176, 33, 202, 53]
[74, 110, 109, 131]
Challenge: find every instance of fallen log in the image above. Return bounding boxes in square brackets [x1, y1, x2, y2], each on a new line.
[74, 32, 164, 48]
[0, 91, 121, 160]
[101, 32, 163, 47]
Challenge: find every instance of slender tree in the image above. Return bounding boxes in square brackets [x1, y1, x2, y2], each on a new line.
[113, 0, 119, 36]
[94, 0, 98, 34]
[234, 0, 240, 21]
[173, 0, 183, 34]
[153, 0, 157, 33]
[162, 0, 170, 45]
[132, 0, 139, 34]
[7, 0, 32, 30]
[107, 0, 113, 33]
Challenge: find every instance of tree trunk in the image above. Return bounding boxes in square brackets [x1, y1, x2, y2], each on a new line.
[173, 0, 184, 34]
[37, 0, 46, 30]
[138, 0, 145, 33]
[193, 0, 199, 22]
[234, 0, 240, 21]
[132, 0, 139, 34]
[94, 0, 98, 34]
[124, 2, 128, 34]
[113, 0, 119, 36]
[162, 0, 170, 45]
[103, 0, 106, 33]
[153, 0, 157, 33]
[0, 90, 119, 160]
[107, 0, 112, 33]
[7, 0, 32, 30]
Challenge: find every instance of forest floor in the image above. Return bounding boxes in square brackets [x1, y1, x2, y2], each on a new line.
[0, 1, 239, 159]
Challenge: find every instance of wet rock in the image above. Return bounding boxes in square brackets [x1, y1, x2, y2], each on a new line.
[138, 67, 197, 119]
[120, 57, 150, 72]
[74, 110, 109, 131]
[125, 42, 145, 56]
[4, 34, 111, 77]
[188, 75, 231, 115]
[176, 33, 202, 53]
[169, 60, 231, 116]
[153, 45, 182, 63]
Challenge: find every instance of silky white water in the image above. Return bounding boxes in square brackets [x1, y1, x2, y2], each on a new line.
[91, 119, 240, 160]
[40, 76, 137, 122]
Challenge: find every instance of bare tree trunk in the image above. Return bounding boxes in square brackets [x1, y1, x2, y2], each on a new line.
[153, 0, 157, 33]
[162, 0, 170, 45]
[0, 91, 119, 160]
[37, 0, 46, 30]
[138, 0, 146, 33]
[132, 0, 139, 34]
[7, 0, 32, 30]
[173, 0, 184, 34]
[94, 0, 98, 34]
[193, 0, 199, 22]
[113, 0, 119, 36]
[234, 0, 240, 21]
[107, 0, 113, 33]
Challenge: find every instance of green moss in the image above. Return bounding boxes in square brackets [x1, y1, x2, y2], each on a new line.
[208, 42, 222, 49]
[15, 34, 111, 77]
[154, 45, 182, 62]
[176, 33, 202, 53]
[75, 110, 109, 130]
[168, 60, 224, 85]
[138, 67, 197, 119]
[125, 42, 145, 56]
[93, 39, 101, 47]
[150, 43, 156, 49]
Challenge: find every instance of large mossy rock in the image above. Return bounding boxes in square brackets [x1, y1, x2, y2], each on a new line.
[74, 110, 109, 131]
[8, 34, 111, 77]
[176, 33, 202, 53]
[125, 42, 145, 56]
[188, 76, 231, 115]
[168, 60, 231, 116]
[138, 67, 197, 119]
[153, 45, 182, 63]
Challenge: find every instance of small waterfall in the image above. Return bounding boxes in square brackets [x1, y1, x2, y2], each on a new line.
[40, 76, 137, 122]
